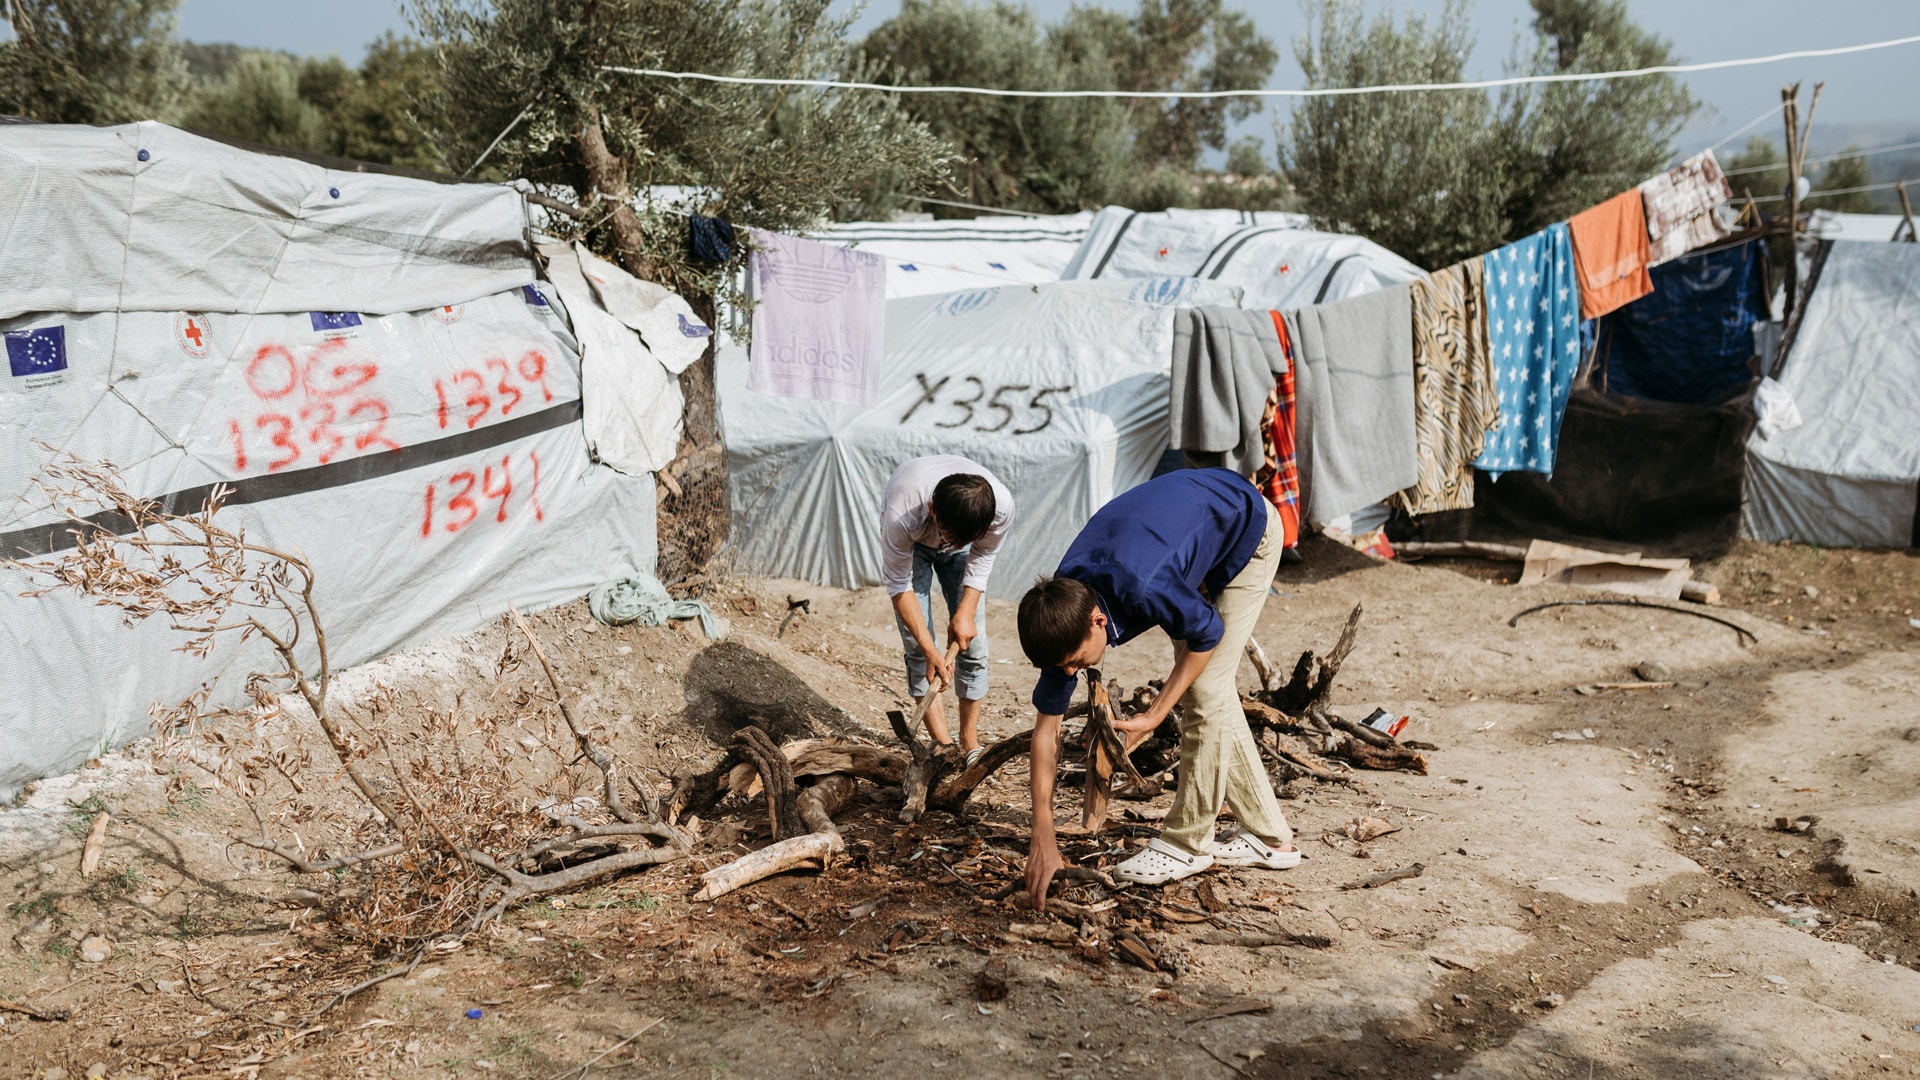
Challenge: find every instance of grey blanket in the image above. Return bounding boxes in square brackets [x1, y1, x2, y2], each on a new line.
[1284, 286, 1418, 525]
[1169, 306, 1290, 475]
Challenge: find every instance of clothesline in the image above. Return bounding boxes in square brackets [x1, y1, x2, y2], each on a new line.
[1745, 178, 1919, 203]
[601, 33, 1920, 100]
[1722, 138, 1920, 177]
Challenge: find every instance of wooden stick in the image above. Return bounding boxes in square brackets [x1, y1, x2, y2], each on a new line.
[1898, 180, 1918, 242]
[1196, 931, 1334, 950]
[733, 726, 805, 840]
[1244, 638, 1280, 691]
[1340, 862, 1425, 890]
[692, 831, 844, 902]
[0, 998, 71, 1021]
[1391, 541, 1528, 561]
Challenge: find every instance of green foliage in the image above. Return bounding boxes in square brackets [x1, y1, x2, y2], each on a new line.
[0, 0, 190, 123]
[1495, 0, 1694, 236]
[1284, 0, 1699, 270]
[864, 0, 1277, 214]
[1284, 0, 1509, 270]
[184, 50, 332, 152]
[862, 0, 1132, 214]
[412, 0, 950, 290]
[1053, 0, 1277, 171]
[1225, 135, 1269, 177]
[330, 35, 444, 169]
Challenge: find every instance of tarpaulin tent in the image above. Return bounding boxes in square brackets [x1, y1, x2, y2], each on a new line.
[0, 122, 666, 799]
[816, 213, 1093, 299]
[1593, 239, 1769, 405]
[1061, 207, 1425, 309]
[720, 277, 1239, 597]
[1744, 240, 1920, 548]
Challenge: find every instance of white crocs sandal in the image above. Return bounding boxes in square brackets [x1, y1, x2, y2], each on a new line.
[1114, 838, 1215, 885]
[1211, 829, 1301, 870]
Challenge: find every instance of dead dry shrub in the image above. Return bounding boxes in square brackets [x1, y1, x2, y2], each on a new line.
[8, 454, 689, 1006]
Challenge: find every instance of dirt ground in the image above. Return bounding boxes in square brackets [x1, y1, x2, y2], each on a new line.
[2, 537, 1917, 1080]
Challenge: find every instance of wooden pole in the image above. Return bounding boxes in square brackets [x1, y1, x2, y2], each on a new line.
[1780, 84, 1801, 322]
[1897, 180, 1918, 242]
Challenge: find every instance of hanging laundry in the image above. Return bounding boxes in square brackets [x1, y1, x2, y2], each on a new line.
[746, 229, 886, 406]
[1640, 150, 1733, 266]
[1594, 238, 1769, 405]
[1282, 285, 1418, 526]
[1397, 257, 1497, 515]
[1169, 306, 1291, 476]
[1474, 224, 1582, 478]
[1253, 311, 1301, 549]
[1569, 189, 1654, 319]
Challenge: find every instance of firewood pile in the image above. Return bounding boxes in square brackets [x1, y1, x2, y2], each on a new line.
[675, 601, 1435, 937]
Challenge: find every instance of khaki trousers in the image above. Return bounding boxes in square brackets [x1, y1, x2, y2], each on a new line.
[1159, 502, 1292, 856]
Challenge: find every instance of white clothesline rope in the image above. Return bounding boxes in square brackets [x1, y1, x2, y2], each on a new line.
[1747, 178, 1916, 203]
[603, 33, 1920, 100]
[1705, 104, 1784, 153]
[1723, 138, 1920, 176]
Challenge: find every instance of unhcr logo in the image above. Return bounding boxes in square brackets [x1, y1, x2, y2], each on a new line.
[935, 288, 1000, 317]
[1127, 278, 1191, 307]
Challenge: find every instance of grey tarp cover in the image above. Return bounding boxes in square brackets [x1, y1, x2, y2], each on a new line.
[0, 121, 533, 319]
[817, 213, 1092, 299]
[0, 126, 658, 800]
[1169, 306, 1289, 475]
[1284, 286, 1419, 526]
[1743, 240, 1920, 548]
[721, 277, 1239, 599]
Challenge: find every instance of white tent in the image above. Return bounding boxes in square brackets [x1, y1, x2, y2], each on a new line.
[1806, 210, 1917, 244]
[721, 277, 1239, 598]
[0, 123, 669, 799]
[816, 213, 1093, 298]
[1061, 207, 1426, 309]
[1743, 240, 1920, 548]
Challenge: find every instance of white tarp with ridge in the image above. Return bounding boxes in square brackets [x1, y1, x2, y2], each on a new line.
[0, 123, 664, 800]
[721, 277, 1240, 598]
[1743, 240, 1920, 548]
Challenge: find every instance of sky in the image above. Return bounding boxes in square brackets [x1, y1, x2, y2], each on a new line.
[177, 0, 1919, 155]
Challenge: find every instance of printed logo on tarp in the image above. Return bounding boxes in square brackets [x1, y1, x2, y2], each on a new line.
[934, 288, 1000, 317]
[174, 312, 212, 359]
[6, 325, 67, 380]
[677, 313, 711, 338]
[309, 311, 363, 338]
[522, 284, 551, 309]
[431, 304, 464, 324]
[1127, 278, 1191, 308]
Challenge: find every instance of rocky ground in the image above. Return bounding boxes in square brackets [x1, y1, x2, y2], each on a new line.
[1, 538, 1916, 1080]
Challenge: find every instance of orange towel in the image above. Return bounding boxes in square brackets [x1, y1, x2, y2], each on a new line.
[1569, 189, 1654, 319]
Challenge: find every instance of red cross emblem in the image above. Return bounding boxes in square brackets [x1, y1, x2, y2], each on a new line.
[174, 312, 211, 358]
[431, 303, 463, 324]
[1157, 246, 1170, 258]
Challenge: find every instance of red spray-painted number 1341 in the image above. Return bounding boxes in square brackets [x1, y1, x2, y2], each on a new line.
[421, 452, 545, 536]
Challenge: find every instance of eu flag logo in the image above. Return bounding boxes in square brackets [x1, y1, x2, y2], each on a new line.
[6, 326, 67, 377]
[309, 311, 363, 331]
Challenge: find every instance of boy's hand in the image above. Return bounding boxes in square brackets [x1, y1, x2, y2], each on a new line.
[947, 611, 976, 651]
[925, 650, 954, 691]
[1025, 835, 1064, 913]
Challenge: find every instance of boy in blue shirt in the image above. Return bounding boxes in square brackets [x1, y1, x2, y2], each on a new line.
[1017, 469, 1297, 908]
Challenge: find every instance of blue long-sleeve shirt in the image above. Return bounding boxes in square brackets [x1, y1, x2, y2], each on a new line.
[1031, 469, 1268, 714]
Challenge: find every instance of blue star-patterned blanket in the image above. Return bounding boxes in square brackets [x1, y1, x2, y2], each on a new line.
[1474, 224, 1582, 477]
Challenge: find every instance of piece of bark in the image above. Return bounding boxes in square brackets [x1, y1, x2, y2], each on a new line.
[796, 775, 856, 837]
[1340, 863, 1425, 890]
[1081, 672, 1118, 833]
[1185, 998, 1274, 1023]
[1680, 580, 1721, 605]
[79, 812, 108, 878]
[1009, 922, 1077, 943]
[1336, 738, 1428, 775]
[693, 831, 844, 901]
[1198, 930, 1335, 949]
[1245, 638, 1282, 692]
[732, 726, 805, 840]
[1113, 931, 1161, 972]
[0, 998, 71, 1021]
[975, 960, 1010, 1002]
[1195, 879, 1227, 913]
[1393, 541, 1528, 561]
[1345, 816, 1400, 842]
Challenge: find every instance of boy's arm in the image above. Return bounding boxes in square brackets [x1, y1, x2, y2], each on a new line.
[1111, 641, 1211, 741]
[1025, 711, 1064, 912]
[949, 586, 984, 650]
[891, 591, 951, 690]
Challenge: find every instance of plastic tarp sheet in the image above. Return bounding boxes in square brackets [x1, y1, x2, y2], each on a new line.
[1743, 240, 1920, 548]
[1, 153, 660, 799]
[1806, 211, 1917, 243]
[1061, 207, 1425, 309]
[0, 121, 533, 319]
[721, 277, 1240, 598]
[816, 213, 1092, 298]
[1594, 239, 1768, 405]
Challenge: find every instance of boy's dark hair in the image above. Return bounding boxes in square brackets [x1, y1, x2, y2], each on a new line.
[930, 473, 996, 545]
[1017, 576, 1099, 668]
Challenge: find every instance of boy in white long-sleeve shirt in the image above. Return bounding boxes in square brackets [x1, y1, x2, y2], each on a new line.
[879, 455, 1014, 762]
